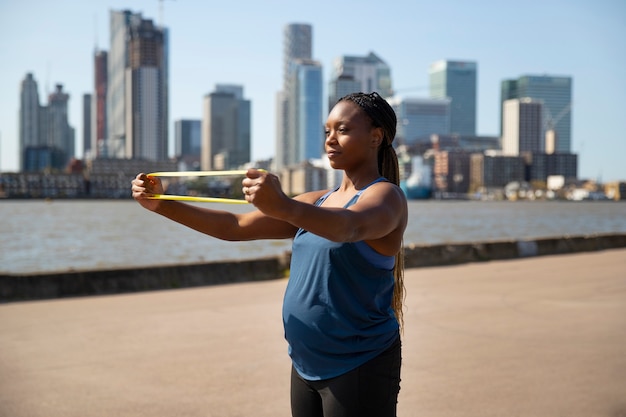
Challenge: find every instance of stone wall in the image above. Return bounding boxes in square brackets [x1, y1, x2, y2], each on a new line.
[1, 233, 624, 302]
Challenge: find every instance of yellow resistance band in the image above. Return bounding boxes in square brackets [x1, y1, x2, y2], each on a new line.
[146, 169, 265, 204]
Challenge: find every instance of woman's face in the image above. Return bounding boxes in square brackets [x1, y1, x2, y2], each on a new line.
[324, 101, 382, 171]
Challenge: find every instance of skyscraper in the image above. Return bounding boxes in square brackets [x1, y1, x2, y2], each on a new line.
[387, 97, 451, 146]
[93, 49, 108, 156]
[83, 93, 92, 157]
[328, 52, 393, 108]
[282, 24, 312, 87]
[107, 9, 168, 160]
[47, 84, 75, 165]
[19, 73, 40, 171]
[502, 98, 543, 156]
[429, 60, 477, 136]
[107, 10, 136, 153]
[202, 85, 251, 171]
[174, 119, 201, 171]
[125, 17, 168, 161]
[291, 60, 323, 163]
[501, 75, 572, 153]
[276, 23, 322, 170]
[20, 80, 75, 172]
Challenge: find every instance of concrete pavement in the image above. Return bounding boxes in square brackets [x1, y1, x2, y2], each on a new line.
[1, 249, 625, 417]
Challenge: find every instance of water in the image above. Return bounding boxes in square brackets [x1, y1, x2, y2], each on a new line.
[1, 199, 625, 275]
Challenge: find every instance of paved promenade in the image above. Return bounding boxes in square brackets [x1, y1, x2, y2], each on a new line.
[1, 249, 625, 417]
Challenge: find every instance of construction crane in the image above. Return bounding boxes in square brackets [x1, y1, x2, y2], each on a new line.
[544, 102, 572, 154]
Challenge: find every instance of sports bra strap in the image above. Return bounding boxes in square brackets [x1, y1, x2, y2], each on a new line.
[316, 177, 387, 208]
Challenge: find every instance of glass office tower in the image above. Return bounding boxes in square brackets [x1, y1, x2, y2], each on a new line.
[429, 60, 477, 136]
[501, 75, 572, 153]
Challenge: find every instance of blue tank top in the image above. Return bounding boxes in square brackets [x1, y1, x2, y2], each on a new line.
[283, 178, 399, 380]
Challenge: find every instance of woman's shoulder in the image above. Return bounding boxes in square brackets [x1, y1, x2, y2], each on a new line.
[367, 180, 406, 200]
[294, 189, 331, 205]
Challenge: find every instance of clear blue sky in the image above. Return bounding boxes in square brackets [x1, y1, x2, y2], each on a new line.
[1, 0, 625, 181]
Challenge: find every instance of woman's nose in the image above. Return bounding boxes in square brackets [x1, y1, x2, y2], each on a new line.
[325, 130, 337, 144]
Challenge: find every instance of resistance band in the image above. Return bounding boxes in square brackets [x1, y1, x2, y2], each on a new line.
[146, 170, 264, 204]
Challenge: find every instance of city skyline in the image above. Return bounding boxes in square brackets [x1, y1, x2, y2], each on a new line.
[1, 0, 625, 182]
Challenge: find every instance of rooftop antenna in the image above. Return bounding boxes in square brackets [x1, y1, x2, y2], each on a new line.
[159, 0, 176, 27]
[45, 60, 51, 97]
[94, 12, 98, 50]
[159, 0, 164, 26]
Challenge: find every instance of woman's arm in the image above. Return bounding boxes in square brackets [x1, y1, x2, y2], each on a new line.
[243, 170, 407, 254]
[131, 173, 325, 241]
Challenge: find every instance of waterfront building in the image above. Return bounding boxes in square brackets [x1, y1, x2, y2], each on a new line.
[433, 150, 472, 194]
[429, 60, 477, 136]
[470, 153, 525, 190]
[502, 98, 543, 156]
[526, 152, 578, 182]
[279, 159, 327, 196]
[501, 74, 572, 153]
[174, 119, 201, 170]
[0, 158, 177, 199]
[23, 146, 67, 173]
[202, 85, 251, 171]
[328, 52, 393, 108]
[387, 97, 450, 147]
[108, 9, 168, 161]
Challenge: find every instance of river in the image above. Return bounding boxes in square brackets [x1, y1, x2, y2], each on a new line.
[1, 199, 625, 274]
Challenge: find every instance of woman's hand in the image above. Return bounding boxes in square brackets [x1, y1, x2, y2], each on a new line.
[131, 173, 165, 212]
[241, 169, 291, 219]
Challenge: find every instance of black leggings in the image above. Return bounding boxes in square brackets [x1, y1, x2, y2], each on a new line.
[290, 337, 401, 417]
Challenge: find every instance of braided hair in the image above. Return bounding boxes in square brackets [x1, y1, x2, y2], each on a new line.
[338, 92, 400, 185]
[337, 92, 406, 331]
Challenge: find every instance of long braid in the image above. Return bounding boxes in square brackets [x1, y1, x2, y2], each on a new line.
[338, 92, 406, 332]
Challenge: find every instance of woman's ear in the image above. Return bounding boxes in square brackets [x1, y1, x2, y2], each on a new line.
[370, 127, 384, 148]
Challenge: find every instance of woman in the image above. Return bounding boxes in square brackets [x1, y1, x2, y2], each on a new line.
[132, 92, 408, 417]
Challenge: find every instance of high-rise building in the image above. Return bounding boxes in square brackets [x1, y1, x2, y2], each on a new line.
[175, 119, 201, 170]
[107, 10, 136, 152]
[19, 80, 75, 172]
[276, 23, 323, 171]
[328, 52, 393, 108]
[387, 97, 451, 146]
[107, 9, 168, 160]
[125, 17, 167, 161]
[47, 84, 75, 166]
[83, 93, 92, 157]
[328, 52, 393, 110]
[500, 75, 572, 153]
[429, 60, 477, 136]
[502, 98, 543, 156]
[202, 85, 251, 171]
[282, 24, 312, 87]
[287, 59, 323, 165]
[93, 49, 108, 156]
[19, 73, 40, 171]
